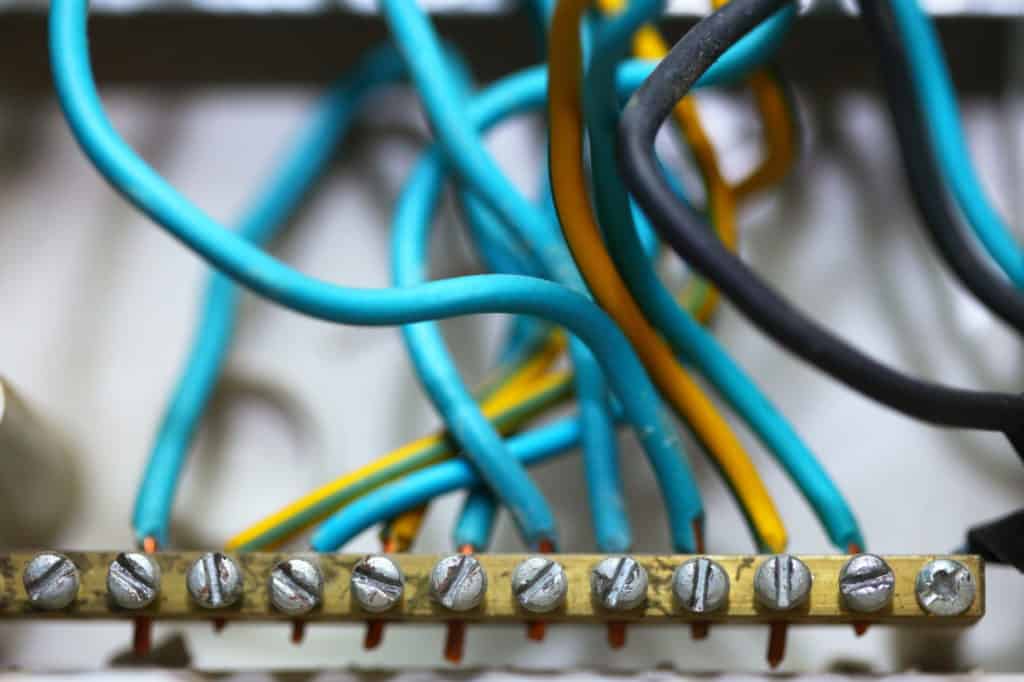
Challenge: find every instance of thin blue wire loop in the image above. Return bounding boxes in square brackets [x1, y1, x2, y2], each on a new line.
[889, 0, 1024, 286]
[583, 0, 862, 550]
[385, 0, 629, 551]
[131, 44, 407, 547]
[51, 0, 719, 551]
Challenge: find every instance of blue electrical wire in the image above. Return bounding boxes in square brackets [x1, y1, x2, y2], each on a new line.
[453, 486, 500, 551]
[582, 0, 862, 550]
[52, 0, 786, 551]
[384, 0, 631, 551]
[51, 0, 716, 551]
[889, 0, 1024, 287]
[312, 416, 582, 552]
[132, 44, 407, 548]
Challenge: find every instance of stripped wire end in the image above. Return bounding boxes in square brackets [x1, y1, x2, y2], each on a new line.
[132, 536, 159, 657]
[442, 544, 475, 663]
[767, 623, 787, 669]
[525, 538, 555, 643]
[607, 622, 627, 649]
[363, 538, 401, 650]
[848, 543, 869, 637]
[291, 621, 306, 645]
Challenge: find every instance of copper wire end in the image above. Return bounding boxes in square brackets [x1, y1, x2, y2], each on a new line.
[364, 621, 385, 649]
[524, 538, 555, 642]
[690, 622, 709, 640]
[291, 621, 306, 645]
[443, 621, 466, 663]
[767, 622, 787, 669]
[847, 543, 870, 637]
[132, 617, 152, 656]
[212, 618, 227, 633]
[693, 521, 705, 554]
[607, 622, 627, 649]
[132, 536, 158, 656]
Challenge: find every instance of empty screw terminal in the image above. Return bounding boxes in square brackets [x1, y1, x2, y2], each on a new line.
[915, 559, 976, 616]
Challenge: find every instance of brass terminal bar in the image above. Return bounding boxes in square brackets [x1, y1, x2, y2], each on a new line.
[0, 553, 984, 625]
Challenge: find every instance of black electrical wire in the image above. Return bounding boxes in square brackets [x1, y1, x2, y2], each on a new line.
[617, 0, 1024, 454]
[862, 0, 1024, 338]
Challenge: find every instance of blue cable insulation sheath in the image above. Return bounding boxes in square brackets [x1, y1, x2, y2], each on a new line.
[383, 0, 629, 550]
[312, 417, 583, 552]
[889, 0, 1024, 286]
[131, 44, 407, 547]
[583, 0, 862, 550]
[50, 0, 776, 549]
[453, 486, 500, 550]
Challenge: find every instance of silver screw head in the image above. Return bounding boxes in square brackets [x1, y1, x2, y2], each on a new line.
[673, 557, 730, 613]
[269, 558, 323, 616]
[915, 559, 976, 616]
[351, 555, 405, 613]
[839, 554, 895, 613]
[187, 552, 243, 609]
[430, 554, 487, 612]
[107, 552, 161, 610]
[754, 554, 812, 611]
[23, 552, 79, 610]
[512, 556, 568, 614]
[591, 556, 648, 611]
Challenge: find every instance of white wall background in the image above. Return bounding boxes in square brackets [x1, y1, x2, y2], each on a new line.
[1, 35, 1023, 673]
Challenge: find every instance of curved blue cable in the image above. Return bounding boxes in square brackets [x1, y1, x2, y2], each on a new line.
[583, 0, 862, 550]
[889, 0, 1024, 286]
[51, 0, 706, 550]
[312, 417, 581, 552]
[385, 0, 632, 551]
[131, 45, 407, 547]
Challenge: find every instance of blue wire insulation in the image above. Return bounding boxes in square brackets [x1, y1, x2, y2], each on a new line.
[131, 44, 407, 547]
[52, 0, 781, 548]
[386, 0, 630, 551]
[390, 137, 694, 550]
[889, 0, 1024, 286]
[312, 417, 582, 552]
[51, 0, 707, 550]
[453, 487, 500, 550]
[582, 0, 863, 550]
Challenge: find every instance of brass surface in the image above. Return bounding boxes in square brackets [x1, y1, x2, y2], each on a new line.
[0, 553, 983, 625]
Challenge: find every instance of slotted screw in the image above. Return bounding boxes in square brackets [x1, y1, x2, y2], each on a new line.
[24, 552, 79, 610]
[430, 554, 487, 612]
[915, 559, 976, 616]
[352, 555, 405, 613]
[754, 554, 812, 611]
[839, 554, 894, 613]
[512, 556, 568, 614]
[187, 552, 243, 609]
[673, 557, 730, 613]
[269, 558, 322, 616]
[107, 552, 161, 610]
[591, 556, 648, 611]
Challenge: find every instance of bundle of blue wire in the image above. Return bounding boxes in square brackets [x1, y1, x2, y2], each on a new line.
[50, 0, 872, 556]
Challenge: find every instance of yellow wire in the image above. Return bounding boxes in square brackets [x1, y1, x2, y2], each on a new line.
[733, 68, 798, 200]
[226, 366, 573, 551]
[549, 0, 786, 552]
